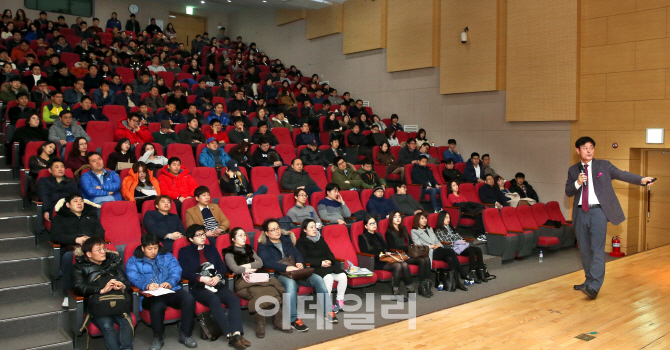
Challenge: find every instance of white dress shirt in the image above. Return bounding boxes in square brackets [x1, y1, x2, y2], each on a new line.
[575, 160, 600, 206]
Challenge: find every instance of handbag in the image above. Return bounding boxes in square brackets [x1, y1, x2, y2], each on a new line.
[242, 272, 270, 284]
[278, 256, 314, 280]
[379, 251, 409, 263]
[197, 311, 223, 341]
[407, 244, 429, 258]
[87, 290, 131, 318]
[115, 162, 133, 170]
[452, 240, 470, 255]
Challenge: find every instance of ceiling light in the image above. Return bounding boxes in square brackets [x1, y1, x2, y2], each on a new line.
[201, 1, 205, 3]
[263, 0, 267, 2]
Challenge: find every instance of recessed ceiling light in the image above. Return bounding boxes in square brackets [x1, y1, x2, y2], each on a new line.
[263, 0, 266, 2]
[201, 0, 205, 3]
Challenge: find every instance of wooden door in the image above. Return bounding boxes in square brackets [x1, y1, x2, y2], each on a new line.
[168, 13, 207, 51]
[644, 150, 670, 250]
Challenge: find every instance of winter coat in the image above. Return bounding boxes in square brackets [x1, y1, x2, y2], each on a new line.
[199, 147, 232, 167]
[296, 234, 344, 277]
[178, 127, 206, 145]
[125, 245, 182, 291]
[280, 167, 317, 191]
[228, 129, 251, 145]
[0, 84, 29, 103]
[251, 130, 279, 146]
[48, 119, 90, 143]
[366, 195, 398, 219]
[72, 248, 130, 298]
[478, 184, 509, 206]
[411, 164, 439, 188]
[121, 168, 161, 201]
[132, 77, 154, 94]
[155, 109, 186, 124]
[92, 89, 115, 107]
[331, 163, 364, 190]
[157, 164, 199, 200]
[72, 107, 108, 124]
[113, 92, 141, 112]
[272, 118, 293, 132]
[143, 211, 185, 253]
[358, 231, 390, 270]
[178, 244, 228, 289]
[257, 231, 303, 273]
[509, 180, 539, 202]
[398, 146, 420, 165]
[299, 146, 326, 167]
[50, 199, 105, 246]
[36, 175, 79, 215]
[391, 194, 423, 215]
[357, 167, 385, 187]
[464, 159, 486, 183]
[80, 168, 122, 201]
[114, 119, 153, 144]
[106, 151, 137, 171]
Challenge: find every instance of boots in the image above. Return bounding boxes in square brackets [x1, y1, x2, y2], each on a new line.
[445, 270, 456, 292]
[454, 274, 468, 291]
[393, 287, 408, 302]
[477, 269, 487, 283]
[422, 279, 434, 297]
[469, 270, 481, 284]
[272, 308, 292, 333]
[253, 313, 266, 338]
[406, 284, 416, 301]
[418, 281, 427, 297]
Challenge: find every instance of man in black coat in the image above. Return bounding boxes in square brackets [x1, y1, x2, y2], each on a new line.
[36, 159, 79, 221]
[411, 156, 442, 212]
[72, 237, 133, 350]
[252, 138, 283, 167]
[227, 90, 250, 115]
[50, 193, 105, 306]
[346, 124, 372, 160]
[72, 96, 108, 126]
[300, 139, 327, 167]
[510, 172, 539, 202]
[478, 174, 510, 208]
[7, 92, 35, 125]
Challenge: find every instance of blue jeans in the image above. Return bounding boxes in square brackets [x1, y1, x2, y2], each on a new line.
[421, 187, 442, 210]
[91, 195, 117, 206]
[92, 314, 134, 350]
[253, 184, 268, 196]
[277, 274, 332, 322]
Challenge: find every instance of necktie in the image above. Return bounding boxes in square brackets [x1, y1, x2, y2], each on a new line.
[582, 164, 589, 213]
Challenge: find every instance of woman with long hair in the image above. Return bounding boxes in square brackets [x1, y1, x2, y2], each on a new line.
[223, 227, 289, 337]
[1, 22, 14, 40]
[106, 138, 137, 171]
[296, 219, 348, 313]
[11, 114, 48, 158]
[376, 141, 404, 179]
[384, 211, 433, 297]
[64, 137, 89, 172]
[121, 161, 160, 211]
[29, 140, 58, 179]
[229, 141, 253, 173]
[24, 23, 42, 41]
[416, 128, 430, 146]
[358, 215, 415, 301]
[155, 76, 170, 96]
[447, 180, 486, 239]
[411, 212, 472, 289]
[164, 23, 176, 39]
[385, 128, 399, 147]
[434, 211, 489, 284]
[109, 54, 124, 70]
[137, 142, 168, 171]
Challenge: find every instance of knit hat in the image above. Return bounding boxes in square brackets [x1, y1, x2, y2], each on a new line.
[373, 185, 384, 194]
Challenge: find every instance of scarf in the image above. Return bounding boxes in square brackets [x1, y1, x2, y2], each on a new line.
[305, 231, 321, 243]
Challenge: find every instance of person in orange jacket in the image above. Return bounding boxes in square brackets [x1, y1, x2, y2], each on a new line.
[157, 158, 198, 215]
[121, 161, 161, 212]
[114, 113, 153, 145]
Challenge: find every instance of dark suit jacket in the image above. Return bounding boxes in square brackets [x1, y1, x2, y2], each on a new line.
[565, 158, 643, 225]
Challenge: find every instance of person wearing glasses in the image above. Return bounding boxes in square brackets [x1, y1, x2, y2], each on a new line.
[287, 188, 322, 226]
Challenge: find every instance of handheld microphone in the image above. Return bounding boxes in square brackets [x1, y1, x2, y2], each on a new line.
[579, 163, 586, 185]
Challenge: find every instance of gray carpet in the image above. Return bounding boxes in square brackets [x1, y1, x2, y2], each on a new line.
[81, 247, 611, 350]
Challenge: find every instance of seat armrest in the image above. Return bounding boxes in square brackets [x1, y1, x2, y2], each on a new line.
[441, 241, 451, 245]
[334, 258, 345, 269]
[485, 231, 507, 236]
[566, 220, 573, 224]
[464, 238, 474, 242]
[181, 279, 189, 292]
[67, 290, 85, 336]
[355, 253, 374, 272]
[321, 219, 331, 223]
[390, 249, 403, 253]
[13, 142, 19, 170]
[293, 222, 301, 226]
[540, 225, 556, 228]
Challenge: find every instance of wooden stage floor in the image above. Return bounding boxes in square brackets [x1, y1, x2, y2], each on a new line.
[303, 245, 670, 350]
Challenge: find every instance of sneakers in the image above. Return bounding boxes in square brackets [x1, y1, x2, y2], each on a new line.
[149, 335, 164, 350]
[291, 318, 309, 332]
[332, 304, 342, 314]
[61, 297, 68, 308]
[477, 234, 487, 242]
[326, 312, 339, 323]
[178, 333, 197, 348]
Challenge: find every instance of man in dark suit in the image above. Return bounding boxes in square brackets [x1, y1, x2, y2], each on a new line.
[565, 136, 655, 300]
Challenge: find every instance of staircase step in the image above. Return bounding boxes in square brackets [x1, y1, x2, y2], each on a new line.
[0, 212, 37, 234]
[0, 181, 20, 197]
[0, 168, 13, 181]
[0, 274, 51, 305]
[0, 297, 66, 339]
[3, 330, 72, 350]
[0, 231, 35, 252]
[0, 249, 51, 279]
[0, 195, 25, 213]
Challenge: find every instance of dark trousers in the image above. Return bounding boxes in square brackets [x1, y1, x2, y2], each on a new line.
[191, 286, 244, 335]
[92, 314, 134, 350]
[433, 247, 468, 279]
[574, 207, 607, 292]
[61, 251, 74, 296]
[406, 256, 431, 280]
[459, 246, 485, 270]
[303, 184, 322, 198]
[142, 288, 195, 337]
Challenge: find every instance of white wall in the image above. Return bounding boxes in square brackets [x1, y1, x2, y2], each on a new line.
[227, 9, 573, 214]
[6, 0, 227, 38]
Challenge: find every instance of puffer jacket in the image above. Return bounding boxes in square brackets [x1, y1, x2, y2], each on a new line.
[256, 230, 303, 273]
[114, 119, 153, 144]
[198, 147, 232, 167]
[121, 168, 161, 201]
[72, 248, 130, 298]
[48, 119, 90, 143]
[331, 163, 365, 190]
[280, 166, 317, 191]
[80, 168, 122, 202]
[50, 199, 104, 246]
[157, 164, 198, 200]
[125, 245, 182, 291]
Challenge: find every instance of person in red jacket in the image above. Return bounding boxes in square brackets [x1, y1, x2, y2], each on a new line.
[158, 157, 198, 216]
[114, 112, 153, 145]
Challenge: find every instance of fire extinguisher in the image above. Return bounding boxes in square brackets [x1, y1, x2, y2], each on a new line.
[609, 236, 625, 257]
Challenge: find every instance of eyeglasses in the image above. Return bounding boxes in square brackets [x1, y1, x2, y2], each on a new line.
[297, 194, 307, 197]
[268, 227, 281, 233]
[194, 233, 206, 238]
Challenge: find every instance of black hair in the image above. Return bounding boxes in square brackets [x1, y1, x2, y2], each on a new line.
[65, 192, 83, 204]
[168, 157, 181, 166]
[515, 172, 525, 179]
[81, 237, 106, 255]
[86, 151, 102, 163]
[575, 136, 596, 148]
[447, 139, 456, 145]
[140, 233, 160, 247]
[444, 158, 454, 165]
[434, 210, 454, 231]
[114, 138, 131, 152]
[482, 153, 490, 159]
[300, 219, 316, 236]
[332, 156, 344, 166]
[470, 152, 480, 159]
[325, 182, 340, 193]
[48, 158, 65, 168]
[294, 188, 307, 198]
[261, 218, 279, 233]
[185, 224, 206, 240]
[484, 174, 494, 180]
[418, 155, 428, 161]
[194, 186, 210, 198]
[361, 158, 372, 166]
[127, 112, 140, 121]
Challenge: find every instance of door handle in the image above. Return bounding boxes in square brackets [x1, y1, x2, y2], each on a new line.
[647, 186, 651, 218]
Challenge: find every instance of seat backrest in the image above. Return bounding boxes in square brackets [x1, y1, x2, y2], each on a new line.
[377, 218, 389, 236]
[86, 121, 115, 144]
[100, 201, 141, 244]
[429, 164, 444, 184]
[167, 143, 197, 171]
[504, 180, 512, 190]
[180, 197, 198, 228]
[172, 238, 191, 258]
[545, 201, 567, 224]
[304, 165, 327, 190]
[101, 142, 116, 165]
[282, 192, 302, 216]
[322, 224, 358, 266]
[454, 162, 466, 173]
[427, 213, 439, 228]
[402, 215, 414, 235]
[516, 205, 539, 230]
[483, 208, 507, 235]
[442, 207, 461, 228]
[123, 242, 141, 265]
[250, 166, 280, 195]
[251, 194, 283, 226]
[275, 144, 296, 164]
[135, 142, 164, 158]
[460, 183, 481, 203]
[219, 196, 255, 232]
[531, 203, 551, 226]
[372, 146, 380, 163]
[23, 141, 45, 169]
[340, 190, 364, 213]
[360, 189, 373, 210]
[190, 167, 223, 198]
[273, 127, 293, 146]
[310, 191, 326, 211]
[500, 206, 524, 232]
[437, 146, 449, 161]
[404, 163, 414, 184]
[349, 221, 371, 255]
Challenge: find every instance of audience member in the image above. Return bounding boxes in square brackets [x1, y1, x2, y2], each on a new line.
[323, 139, 343, 166]
[115, 113, 153, 145]
[219, 159, 267, 199]
[442, 139, 463, 163]
[398, 138, 420, 165]
[317, 183, 351, 225]
[418, 143, 438, 165]
[464, 152, 486, 183]
[252, 138, 283, 167]
[390, 184, 423, 215]
[152, 120, 180, 146]
[178, 116, 206, 148]
[481, 154, 497, 177]
[36, 159, 78, 221]
[281, 158, 322, 197]
[331, 157, 365, 190]
[72, 96, 107, 125]
[49, 110, 90, 157]
[376, 142, 404, 180]
[366, 185, 398, 219]
[80, 152, 122, 205]
[64, 137, 89, 172]
[143, 195, 185, 252]
[434, 211, 488, 284]
[156, 101, 186, 124]
[251, 121, 279, 146]
[125, 234, 198, 349]
[158, 157, 198, 215]
[411, 156, 442, 212]
[287, 188, 322, 226]
[204, 119, 229, 144]
[479, 174, 509, 208]
[509, 172, 539, 202]
[11, 114, 48, 158]
[447, 181, 486, 240]
[228, 118, 251, 145]
[120, 161, 160, 212]
[441, 158, 464, 183]
[357, 158, 385, 188]
[295, 122, 319, 146]
[299, 139, 327, 167]
[199, 137, 232, 168]
[144, 86, 166, 111]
